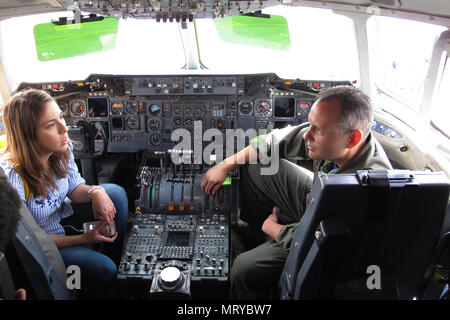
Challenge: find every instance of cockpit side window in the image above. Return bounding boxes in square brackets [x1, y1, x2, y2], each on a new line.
[430, 53, 450, 137]
[367, 15, 446, 112]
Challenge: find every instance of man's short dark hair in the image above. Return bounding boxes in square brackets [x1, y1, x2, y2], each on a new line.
[318, 85, 373, 138]
[0, 171, 22, 252]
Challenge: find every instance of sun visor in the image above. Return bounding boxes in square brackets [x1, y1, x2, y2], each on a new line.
[33, 16, 118, 62]
[214, 14, 290, 51]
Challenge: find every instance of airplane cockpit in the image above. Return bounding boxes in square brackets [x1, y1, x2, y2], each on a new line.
[0, 0, 449, 305]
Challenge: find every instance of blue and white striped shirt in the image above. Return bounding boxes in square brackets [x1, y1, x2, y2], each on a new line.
[0, 148, 85, 235]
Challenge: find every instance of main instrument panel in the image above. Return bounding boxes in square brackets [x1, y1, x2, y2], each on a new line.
[18, 73, 351, 154]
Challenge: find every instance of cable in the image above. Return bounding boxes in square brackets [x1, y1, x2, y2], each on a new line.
[62, 225, 83, 233]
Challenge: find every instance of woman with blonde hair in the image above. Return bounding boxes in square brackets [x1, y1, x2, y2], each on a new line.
[0, 88, 128, 299]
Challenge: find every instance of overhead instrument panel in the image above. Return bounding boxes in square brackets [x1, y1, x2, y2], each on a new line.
[54, 0, 283, 21]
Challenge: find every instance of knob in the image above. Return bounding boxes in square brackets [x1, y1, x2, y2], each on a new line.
[144, 263, 150, 271]
[132, 225, 139, 234]
[159, 267, 182, 290]
[124, 262, 130, 271]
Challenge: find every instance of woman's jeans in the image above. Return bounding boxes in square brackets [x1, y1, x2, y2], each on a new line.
[60, 183, 128, 299]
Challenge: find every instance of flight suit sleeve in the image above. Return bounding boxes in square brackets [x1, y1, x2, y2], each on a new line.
[249, 124, 310, 160]
[277, 222, 298, 249]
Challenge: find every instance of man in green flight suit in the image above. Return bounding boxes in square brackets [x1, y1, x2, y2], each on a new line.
[200, 85, 393, 299]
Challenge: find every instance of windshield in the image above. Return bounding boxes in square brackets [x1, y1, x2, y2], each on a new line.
[0, 11, 185, 90]
[197, 6, 360, 81]
[0, 5, 360, 91]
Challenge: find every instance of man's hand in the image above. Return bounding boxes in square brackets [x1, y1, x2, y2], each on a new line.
[91, 187, 116, 224]
[262, 207, 284, 242]
[201, 164, 229, 195]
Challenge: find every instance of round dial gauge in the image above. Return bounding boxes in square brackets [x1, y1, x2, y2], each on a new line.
[173, 116, 183, 126]
[126, 102, 138, 114]
[238, 101, 253, 115]
[173, 106, 183, 115]
[125, 116, 140, 130]
[297, 102, 311, 116]
[184, 116, 193, 126]
[150, 134, 162, 146]
[183, 106, 194, 115]
[149, 104, 161, 116]
[195, 106, 204, 115]
[70, 100, 86, 117]
[255, 100, 272, 117]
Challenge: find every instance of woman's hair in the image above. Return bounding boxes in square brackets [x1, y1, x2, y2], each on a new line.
[1, 89, 69, 198]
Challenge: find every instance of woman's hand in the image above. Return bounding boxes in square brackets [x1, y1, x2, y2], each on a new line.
[83, 222, 117, 244]
[200, 164, 229, 195]
[91, 187, 116, 224]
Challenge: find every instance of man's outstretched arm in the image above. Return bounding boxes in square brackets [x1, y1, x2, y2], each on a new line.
[200, 145, 259, 195]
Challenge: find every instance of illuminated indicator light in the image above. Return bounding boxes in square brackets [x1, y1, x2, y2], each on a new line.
[179, 202, 184, 211]
[313, 83, 319, 87]
[284, 81, 292, 85]
[189, 203, 195, 211]
[300, 104, 309, 108]
[169, 202, 174, 211]
[52, 84, 59, 88]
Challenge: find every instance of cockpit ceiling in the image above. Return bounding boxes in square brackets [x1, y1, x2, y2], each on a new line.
[1, 0, 450, 21]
